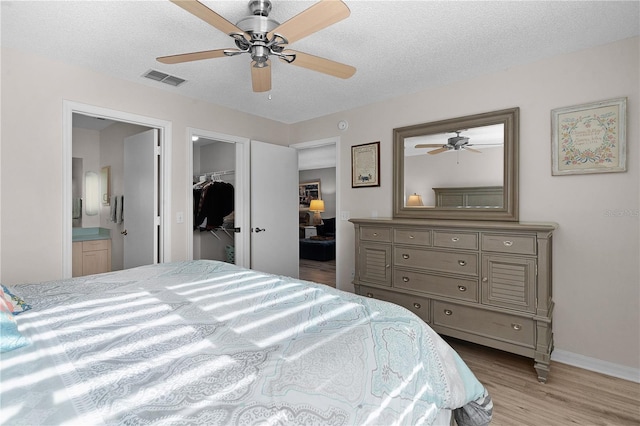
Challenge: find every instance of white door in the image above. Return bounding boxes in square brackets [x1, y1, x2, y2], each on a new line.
[123, 129, 159, 269]
[250, 141, 299, 277]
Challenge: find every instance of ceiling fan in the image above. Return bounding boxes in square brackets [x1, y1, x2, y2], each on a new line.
[157, 0, 357, 92]
[415, 131, 484, 155]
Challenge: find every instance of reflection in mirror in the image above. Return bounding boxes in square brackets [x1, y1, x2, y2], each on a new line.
[404, 124, 504, 207]
[393, 108, 519, 221]
[101, 166, 111, 206]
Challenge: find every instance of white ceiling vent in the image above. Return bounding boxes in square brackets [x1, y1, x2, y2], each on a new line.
[142, 69, 186, 87]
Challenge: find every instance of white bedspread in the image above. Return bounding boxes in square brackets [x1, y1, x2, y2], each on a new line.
[1, 260, 490, 425]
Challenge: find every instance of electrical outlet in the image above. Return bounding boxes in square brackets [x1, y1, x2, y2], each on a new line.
[176, 212, 184, 224]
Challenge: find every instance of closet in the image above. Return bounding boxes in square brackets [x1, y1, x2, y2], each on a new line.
[193, 138, 236, 263]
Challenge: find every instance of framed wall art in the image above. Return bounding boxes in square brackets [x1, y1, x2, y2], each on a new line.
[551, 97, 627, 175]
[299, 181, 321, 210]
[351, 141, 380, 187]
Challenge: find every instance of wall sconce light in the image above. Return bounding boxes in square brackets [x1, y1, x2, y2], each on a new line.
[309, 199, 325, 226]
[85, 171, 100, 216]
[406, 193, 424, 207]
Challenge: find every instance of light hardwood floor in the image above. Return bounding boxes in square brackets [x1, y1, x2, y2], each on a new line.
[447, 337, 640, 425]
[299, 258, 336, 287]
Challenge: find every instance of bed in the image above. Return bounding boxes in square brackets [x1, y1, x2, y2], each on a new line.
[1, 260, 492, 425]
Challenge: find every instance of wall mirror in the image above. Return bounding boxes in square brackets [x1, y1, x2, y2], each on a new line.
[393, 107, 519, 221]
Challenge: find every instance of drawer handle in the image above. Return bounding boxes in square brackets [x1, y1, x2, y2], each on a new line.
[409, 235, 415, 239]
[503, 240, 513, 247]
[413, 303, 421, 309]
[511, 323, 522, 331]
[444, 309, 453, 316]
[458, 260, 467, 266]
[402, 276, 410, 282]
[451, 237, 459, 242]
[386, 264, 390, 269]
[482, 277, 488, 283]
[458, 285, 467, 292]
[373, 232, 378, 236]
[402, 254, 410, 259]
[366, 293, 374, 298]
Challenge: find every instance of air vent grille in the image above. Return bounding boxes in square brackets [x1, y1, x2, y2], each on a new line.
[142, 69, 186, 87]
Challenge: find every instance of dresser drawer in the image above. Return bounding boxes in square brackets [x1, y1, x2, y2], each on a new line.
[433, 301, 535, 347]
[359, 285, 430, 323]
[481, 233, 536, 255]
[82, 239, 110, 252]
[394, 228, 431, 246]
[394, 269, 478, 302]
[360, 226, 391, 242]
[433, 231, 478, 250]
[394, 247, 478, 277]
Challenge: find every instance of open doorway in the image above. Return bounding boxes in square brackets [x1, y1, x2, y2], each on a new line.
[62, 101, 172, 279]
[291, 138, 339, 288]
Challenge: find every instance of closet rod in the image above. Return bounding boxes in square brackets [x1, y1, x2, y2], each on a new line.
[195, 169, 235, 181]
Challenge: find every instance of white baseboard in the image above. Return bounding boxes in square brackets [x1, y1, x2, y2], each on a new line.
[551, 349, 640, 383]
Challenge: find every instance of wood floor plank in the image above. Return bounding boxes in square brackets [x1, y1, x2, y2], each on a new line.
[447, 337, 640, 425]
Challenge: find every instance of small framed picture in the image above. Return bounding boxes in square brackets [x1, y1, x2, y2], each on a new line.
[551, 97, 626, 175]
[299, 181, 321, 210]
[351, 142, 380, 187]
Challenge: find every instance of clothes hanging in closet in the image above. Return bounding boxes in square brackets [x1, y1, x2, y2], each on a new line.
[193, 180, 234, 230]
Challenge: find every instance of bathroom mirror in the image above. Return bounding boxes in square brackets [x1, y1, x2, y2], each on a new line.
[101, 166, 111, 206]
[393, 107, 519, 221]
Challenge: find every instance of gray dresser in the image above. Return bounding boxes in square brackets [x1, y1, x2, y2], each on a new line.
[350, 218, 556, 382]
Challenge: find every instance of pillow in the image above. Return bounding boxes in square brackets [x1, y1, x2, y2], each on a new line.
[317, 217, 336, 236]
[1, 284, 32, 315]
[0, 296, 30, 352]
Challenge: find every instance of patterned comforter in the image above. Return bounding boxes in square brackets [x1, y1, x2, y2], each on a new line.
[1, 260, 492, 425]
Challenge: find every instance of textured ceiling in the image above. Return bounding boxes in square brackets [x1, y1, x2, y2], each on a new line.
[2, 1, 639, 124]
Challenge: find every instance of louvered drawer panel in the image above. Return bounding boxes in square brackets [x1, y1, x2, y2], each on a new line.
[433, 301, 535, 347]
[394, 269, 478, 302]
[482, 254, 536, 312]
[394, 247, 478, 277]
[358, 242, 391, 286]
[359, 285, 430, 324]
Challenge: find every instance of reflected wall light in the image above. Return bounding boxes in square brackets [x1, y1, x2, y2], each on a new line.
[406, 193, 424, 207]
[85, 171, 100, 216]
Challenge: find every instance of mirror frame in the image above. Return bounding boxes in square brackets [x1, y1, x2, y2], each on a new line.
[393, 107, 519, 221]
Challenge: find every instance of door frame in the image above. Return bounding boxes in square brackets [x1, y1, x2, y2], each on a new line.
[187, 128, 250, 267]
[290, 137, 340, 284]
[62, 100, 172, 278]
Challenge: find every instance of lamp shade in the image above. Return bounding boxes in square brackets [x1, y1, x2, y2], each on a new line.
[406, 193, 424, 207]
[309, 199, 325, 212]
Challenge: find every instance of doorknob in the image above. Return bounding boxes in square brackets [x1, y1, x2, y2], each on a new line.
[121, 229, 128, 236]
[253, 228, 265, 233]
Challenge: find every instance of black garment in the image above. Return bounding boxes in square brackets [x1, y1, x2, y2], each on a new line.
[195, 181, 234, 229]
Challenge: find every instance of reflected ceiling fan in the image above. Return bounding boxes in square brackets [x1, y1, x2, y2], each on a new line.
[157, 0, 357, 92]
[415, 131, 484, 155]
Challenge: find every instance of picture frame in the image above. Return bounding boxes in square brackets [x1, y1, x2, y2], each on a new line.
[299, 181, 321, 210]
[551, 97, 626, 176]
[351, 141, 380, 187]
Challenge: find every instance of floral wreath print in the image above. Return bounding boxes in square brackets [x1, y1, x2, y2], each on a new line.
[560, 111, 617, 166]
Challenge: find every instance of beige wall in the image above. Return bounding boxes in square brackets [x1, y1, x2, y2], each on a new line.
[1, 37, 638, 374]
[1, 46, 289, 285]
[290, 37, 640, 372]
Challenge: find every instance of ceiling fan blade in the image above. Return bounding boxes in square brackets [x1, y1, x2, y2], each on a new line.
[282, 50, 355, 79]
[170, 0, 244, 36]
[268, 0, 350, 44]
[251, 60, 272, 92]
[157, 49, 232, 64]
[427, 147, 450, 155]
[464, 147, 483, 153]
[415, 144, 445, 148]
